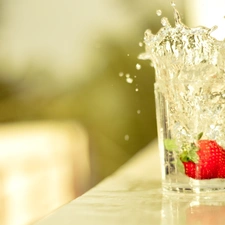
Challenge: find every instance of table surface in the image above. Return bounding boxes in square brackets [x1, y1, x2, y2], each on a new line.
[34, 139, 225, 225]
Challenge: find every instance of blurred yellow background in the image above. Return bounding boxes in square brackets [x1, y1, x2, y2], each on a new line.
[0, 0, 183, 185]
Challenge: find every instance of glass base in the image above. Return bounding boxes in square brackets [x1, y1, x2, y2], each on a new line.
[162, 177, 225, 194]
[163, 185, 225, 194]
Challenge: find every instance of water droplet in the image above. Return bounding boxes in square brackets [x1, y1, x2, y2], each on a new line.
[127, 53, 130, 56]
[171, 1, 176, 7]
[136, 63, 141, 70]
[119, 72, 124, 77]
[139, 42, 143, 47]
[135, 88, 139, 92]
[126, 77, 133, 84]
[124, 134, 129, 141]
[137, 110, 141, 114]
[126, 73, 130, 78]
[161, 17, 170, 27]
[156, 10, 162, 16]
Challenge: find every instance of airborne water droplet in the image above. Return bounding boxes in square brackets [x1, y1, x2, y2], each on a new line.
[156, 10, 162, 16]
[136, 63, 141, 70]
[171, 1, 176, 7]
[139, 42, 143, 47]
[124, 134, 129, 141]
[135, 88, 139, 92]
[119, 72, 124, 77]
[137, 110, 141, 114]
[126, 73, 130, 78]
[126, 77, 133, 84]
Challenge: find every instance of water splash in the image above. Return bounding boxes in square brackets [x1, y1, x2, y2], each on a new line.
[139, 6, 222, 83]
[144, 29, 153, 42]
[161, 17, 171, 27]
[139, 5, 225, 144]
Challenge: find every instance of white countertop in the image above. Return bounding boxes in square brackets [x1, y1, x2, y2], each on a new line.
[34, 139, 225, 225]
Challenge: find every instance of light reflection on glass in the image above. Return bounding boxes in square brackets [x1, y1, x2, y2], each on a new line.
[161, 193, 225, 225]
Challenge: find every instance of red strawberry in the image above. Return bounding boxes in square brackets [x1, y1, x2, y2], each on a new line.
[218, 165, 225, 178]
[164, 135, 225, 179]
[182, 140, 225, 179]
[217, 148, 225, 178]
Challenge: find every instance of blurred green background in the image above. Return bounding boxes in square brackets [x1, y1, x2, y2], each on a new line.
[0, 0, 185, 186]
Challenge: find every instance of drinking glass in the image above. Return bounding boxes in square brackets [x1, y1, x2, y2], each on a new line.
[154, 74, 225, 193]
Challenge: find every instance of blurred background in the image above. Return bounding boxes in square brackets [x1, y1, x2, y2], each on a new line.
[0, 0, 185, 185]
[1, 0, 225, 224]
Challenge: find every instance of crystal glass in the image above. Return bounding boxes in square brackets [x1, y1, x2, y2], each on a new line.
[155, 77, 225, 193]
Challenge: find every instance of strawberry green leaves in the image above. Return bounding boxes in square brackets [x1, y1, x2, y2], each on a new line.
[164, 133, 202, 178]
[197, 132, 203, 141]
[164, 139, 185, 173]
[164, 139, 178, 152]
[180, 142, 199, 163]
[164, 138, 199, 163]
